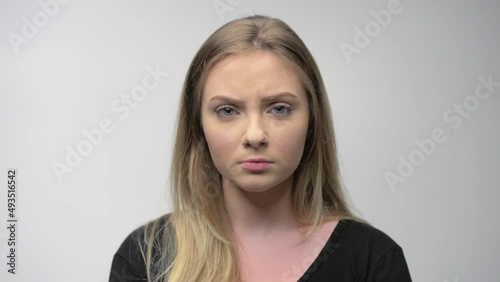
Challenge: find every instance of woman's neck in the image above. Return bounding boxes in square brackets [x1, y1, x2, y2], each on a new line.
[223, 175, 300, 236]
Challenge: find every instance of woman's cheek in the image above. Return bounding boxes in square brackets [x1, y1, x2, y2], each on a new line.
[276, 137, 302, 158]
[205, 129, 236, 163]
[276, 124, 308, 157]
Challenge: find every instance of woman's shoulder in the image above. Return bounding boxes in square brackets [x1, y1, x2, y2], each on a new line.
[117, 212, 173, 253]
[331, 218, 405, 262]
[109, 212, 173, 282]
[318, 218, 411, 281]
[336, 219, 401, 249]
[297, 218, 411, 281]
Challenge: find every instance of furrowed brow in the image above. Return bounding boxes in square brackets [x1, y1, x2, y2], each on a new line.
[209, 92, 298, 103]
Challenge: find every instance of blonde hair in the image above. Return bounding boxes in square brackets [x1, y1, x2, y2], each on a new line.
[139, 14, 368, 282]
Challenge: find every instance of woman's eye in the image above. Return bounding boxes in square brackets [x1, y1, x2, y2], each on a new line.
[271, 105, 292, 116]
[214, 104, 292, 118]
[215, 106, 237, 117]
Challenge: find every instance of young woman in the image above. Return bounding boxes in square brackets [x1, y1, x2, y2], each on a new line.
[109, 15, 412, 282]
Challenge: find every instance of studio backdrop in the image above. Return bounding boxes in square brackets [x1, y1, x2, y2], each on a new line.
[1, 0, 499, 281]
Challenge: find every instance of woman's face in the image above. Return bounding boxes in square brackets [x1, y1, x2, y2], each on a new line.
[201, 50, 309, 193]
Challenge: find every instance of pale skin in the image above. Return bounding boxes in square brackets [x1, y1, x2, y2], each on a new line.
[201, 50, 338, 282]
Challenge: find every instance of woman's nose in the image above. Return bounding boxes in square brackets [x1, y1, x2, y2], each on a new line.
[243, 114, 268, 149]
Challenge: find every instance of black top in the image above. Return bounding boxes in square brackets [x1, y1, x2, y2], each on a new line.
[109, 214, 412, 282]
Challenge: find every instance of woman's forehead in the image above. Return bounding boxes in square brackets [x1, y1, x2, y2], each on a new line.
[202, 51, 305, 102]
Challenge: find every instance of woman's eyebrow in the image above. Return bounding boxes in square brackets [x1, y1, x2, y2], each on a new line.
[208, 92, 298, 103]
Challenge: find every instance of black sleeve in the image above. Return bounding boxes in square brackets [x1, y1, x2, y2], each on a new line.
[109, 228, 148, 282]
[367, 245, 412, 282]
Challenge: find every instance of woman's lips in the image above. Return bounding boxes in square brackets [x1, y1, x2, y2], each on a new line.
[240, 161, 272, 171]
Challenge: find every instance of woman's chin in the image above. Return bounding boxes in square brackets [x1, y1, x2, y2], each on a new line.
[228, 178, 290, 195]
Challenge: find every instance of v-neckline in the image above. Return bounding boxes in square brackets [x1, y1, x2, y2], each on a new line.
[297, 219, 349, 282]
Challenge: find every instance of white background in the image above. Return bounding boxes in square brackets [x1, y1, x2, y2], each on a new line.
[1, 0, 499, 281]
